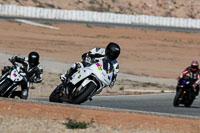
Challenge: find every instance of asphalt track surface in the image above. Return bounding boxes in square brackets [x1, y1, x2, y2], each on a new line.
[31, 93, 200, 118]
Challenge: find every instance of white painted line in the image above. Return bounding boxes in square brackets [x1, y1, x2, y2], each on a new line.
[15, 19, 59, 30]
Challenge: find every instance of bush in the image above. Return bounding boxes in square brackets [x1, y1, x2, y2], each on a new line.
[64, 118, 94, 129]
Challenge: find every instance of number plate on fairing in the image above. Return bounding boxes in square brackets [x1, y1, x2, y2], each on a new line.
[10, 69, 23, 82]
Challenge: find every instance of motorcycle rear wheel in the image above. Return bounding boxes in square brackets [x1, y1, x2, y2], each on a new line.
[184, 100, 194, 107]
[184, 92, 195, 107]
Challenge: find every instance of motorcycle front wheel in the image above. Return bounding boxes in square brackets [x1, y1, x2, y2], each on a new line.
[49, 85, 63, 103]
[0, 79, 12, 97]
[173, 91, 182, 107]
[71, 82, 96, 104]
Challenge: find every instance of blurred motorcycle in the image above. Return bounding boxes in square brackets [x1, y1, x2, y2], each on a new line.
[0, 60, 26, 98]
[173, 76, 196, 107]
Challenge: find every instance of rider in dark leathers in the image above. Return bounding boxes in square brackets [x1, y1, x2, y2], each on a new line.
[2, 52, 43, 99]
[177, 60, 200, 97]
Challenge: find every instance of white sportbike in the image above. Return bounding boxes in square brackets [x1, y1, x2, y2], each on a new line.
[49, 59, 114, 104]
[0, 60, 26, 98]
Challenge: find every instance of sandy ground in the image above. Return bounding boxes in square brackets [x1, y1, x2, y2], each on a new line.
[1, 19, 200, 78]
[0, 98, 200, 133]
[0, 19, 200, 132]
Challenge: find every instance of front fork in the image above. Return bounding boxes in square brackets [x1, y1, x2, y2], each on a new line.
[176, 86, 184, 99]
[0, 73, 9, 84]
[58, 82, 74, 102]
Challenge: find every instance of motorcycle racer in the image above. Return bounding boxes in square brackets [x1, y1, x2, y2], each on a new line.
[177, 60, 200, 97]
[1, 51, 43, 99]
[60, 42, 120, 94]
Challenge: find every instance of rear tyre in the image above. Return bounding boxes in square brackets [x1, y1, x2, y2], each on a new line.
[173, 91, 182, 107]
[184, 100, 193, 107]
[71, 82, 96, 104]
[184, 92, 195, 107]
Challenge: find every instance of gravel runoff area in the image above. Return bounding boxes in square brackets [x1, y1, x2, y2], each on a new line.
[0, 53, 198, 133]
[0, 98, 200, 133]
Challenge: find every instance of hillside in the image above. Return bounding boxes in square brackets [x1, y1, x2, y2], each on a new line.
[0, 0, 200, 19]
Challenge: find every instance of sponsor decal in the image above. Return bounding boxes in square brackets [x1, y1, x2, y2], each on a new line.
[13, 73, 17, 77]
[78, 75, 81, 79]
[96, 63, 102, 70]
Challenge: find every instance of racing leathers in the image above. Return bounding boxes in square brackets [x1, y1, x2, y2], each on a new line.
[178, 66, 200, 95]
[3, 56, 43, 99]
[60, 48, 119, 89]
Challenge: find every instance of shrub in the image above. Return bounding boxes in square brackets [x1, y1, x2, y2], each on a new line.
[64, 118, 94, 129]
[120, 87, 124, 91]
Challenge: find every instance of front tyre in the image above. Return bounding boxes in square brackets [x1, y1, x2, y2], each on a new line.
[173, 91, 182, 107]
[71, 82, 96, 104]
[0, 79, 12, 97]
[49, 85, 63, 103]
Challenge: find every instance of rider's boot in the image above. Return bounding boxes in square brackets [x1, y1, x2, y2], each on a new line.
[60, 65, 77, 83]
[21, 89, 28, 99]
[65, 62, 83, 80]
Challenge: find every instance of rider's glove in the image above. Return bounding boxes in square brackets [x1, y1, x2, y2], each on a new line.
[9, 56, 15, 62]
[85, 56, 92, 63]
[60, 74, 66, 81]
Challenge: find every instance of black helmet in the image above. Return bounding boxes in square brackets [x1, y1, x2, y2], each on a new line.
[28, 51, 39, 67]
[105, 42, 120, 60]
